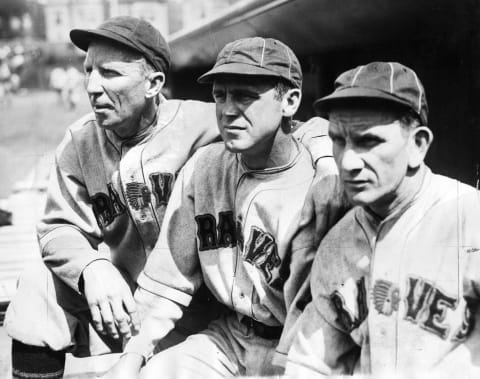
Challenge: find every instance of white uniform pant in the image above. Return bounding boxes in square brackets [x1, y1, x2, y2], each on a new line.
[140, 313, 283, 379]
[4, 260, 209, 357]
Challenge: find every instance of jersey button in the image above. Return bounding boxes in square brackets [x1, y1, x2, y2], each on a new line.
[239, 292, 245, 298]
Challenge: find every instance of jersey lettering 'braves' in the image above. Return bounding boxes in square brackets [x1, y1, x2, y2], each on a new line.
[287, 170, 480, 376]
[332, 275, 472, 341]
[124, 140, 317, 357]
[35, 99, 219, 289]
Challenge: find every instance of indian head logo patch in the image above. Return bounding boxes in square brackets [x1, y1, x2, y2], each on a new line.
[372, 279, 400, 316]
[125, 182, 151, 210]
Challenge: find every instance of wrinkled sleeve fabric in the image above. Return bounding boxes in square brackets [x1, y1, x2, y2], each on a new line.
[275, 175, 350, 366]
[184, 101, 221, 152]
[285, 231, 360, 376]
[125, 153, 204, 358]
[285, 297, 358, 377]
[37, 129, 108, 293]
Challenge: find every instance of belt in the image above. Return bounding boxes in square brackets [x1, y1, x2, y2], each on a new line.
[240, 316, 283, 340]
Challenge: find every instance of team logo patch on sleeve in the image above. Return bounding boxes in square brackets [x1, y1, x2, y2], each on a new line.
[125, 182, 151, 210]
[372, 279, 400, 316]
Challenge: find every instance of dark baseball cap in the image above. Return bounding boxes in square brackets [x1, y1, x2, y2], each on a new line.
[198, 37, 302, 89]
[70, 16, 171, 73]
[314, 62, 428, 125]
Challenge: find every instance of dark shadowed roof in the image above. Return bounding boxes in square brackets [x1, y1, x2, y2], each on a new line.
[168, 0, 459, 70]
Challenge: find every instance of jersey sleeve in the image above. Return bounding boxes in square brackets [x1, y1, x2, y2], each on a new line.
[292, 117, 338, 178]
[130, 153, 204, 354]
[285, 298, 358, 376]
[275, 174, 351, 366]
[182, 101, 221, 153]
[123, 286, 184, 360]
[37, 129, 108, 292]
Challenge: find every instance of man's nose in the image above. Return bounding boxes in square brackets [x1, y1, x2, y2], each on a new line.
[340, 147, 364, 173]
[222, 94, 239, 117]
[85, 70, 102, 95]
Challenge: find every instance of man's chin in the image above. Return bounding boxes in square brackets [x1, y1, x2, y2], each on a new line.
[347, 191, 373, 208]
[223, 141, 246, 153]
[95, 118, 116, 130]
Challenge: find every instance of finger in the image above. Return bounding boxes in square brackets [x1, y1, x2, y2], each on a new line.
[110, 298, 131, 339]
[89, 304, 106, 334]
[122, 294, 140, 333]
[99, 300, 119, 339]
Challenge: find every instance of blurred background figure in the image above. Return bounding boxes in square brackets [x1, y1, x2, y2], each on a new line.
[49, 66, 66, 104]
[63, 65, 83, 110]
[0, 54, 12, 107]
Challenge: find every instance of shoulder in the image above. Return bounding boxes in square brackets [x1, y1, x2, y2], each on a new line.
[67, 112, 97, 133]
[189, 142, 230, 167]
[427, 171, 478, 206]
[56, 113, 97, 152]
[176, 142, 233, 189]
[175, 100, 216, 123]
[160, 99, 217, 138]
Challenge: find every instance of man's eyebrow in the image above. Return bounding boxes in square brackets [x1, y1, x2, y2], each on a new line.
[352, 131, 385, 141]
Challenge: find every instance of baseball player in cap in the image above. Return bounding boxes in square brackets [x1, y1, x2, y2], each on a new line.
[5, 16, 223, 379]
[285, 62, 480, 377]
[104, 36, 343, 379]
[4, 18, 334, 379]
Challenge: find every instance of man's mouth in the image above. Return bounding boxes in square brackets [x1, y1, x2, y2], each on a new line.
[344, 179, 370, 187]
[93, 103, 114, 111]
[223, 125, 246, 131]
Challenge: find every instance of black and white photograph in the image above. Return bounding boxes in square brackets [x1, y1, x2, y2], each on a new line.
[0, 0, 478, 378]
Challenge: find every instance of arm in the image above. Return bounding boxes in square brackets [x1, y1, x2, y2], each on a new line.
[184, 101, 221, 152]
[285, 299, 358, 377]
[38, 129, 107, 291]
[275, 175, 351, 366]
[39, 127, 137, 340]
[110, 154, 204, 376]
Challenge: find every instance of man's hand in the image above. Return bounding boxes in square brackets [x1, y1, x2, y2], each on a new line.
[101, 353, 144, 379]
[82, 260, 140, 339]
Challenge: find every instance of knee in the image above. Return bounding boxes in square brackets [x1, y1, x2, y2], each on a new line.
[16, 261, 48, 287]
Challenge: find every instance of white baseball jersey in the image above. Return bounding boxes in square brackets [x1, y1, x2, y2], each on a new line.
[37, 98, 219, 292]
[286, 168, 480, 377]
[124, 139, 317, 358]
[37, 108, 332, 293]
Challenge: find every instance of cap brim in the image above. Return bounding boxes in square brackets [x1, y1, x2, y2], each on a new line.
[198, 63, 283, 84]
[314, 87, 413, 117]
[70, 28, 140, 55]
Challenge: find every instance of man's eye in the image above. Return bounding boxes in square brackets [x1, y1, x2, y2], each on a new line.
[358, 137, 381, 148]
[331, 136, 345, 146]
[235, 93, 255, 103]
[101, 68, 119, 77]
[212, 92, 225, 102]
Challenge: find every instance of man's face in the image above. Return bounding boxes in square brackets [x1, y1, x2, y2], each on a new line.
[83, 41, 150, 137]
[212, 77, 284, 158]
[329, 106, 413, 213]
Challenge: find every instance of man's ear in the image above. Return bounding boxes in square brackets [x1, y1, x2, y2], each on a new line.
[145, 72, 165, 99]
[282, 88, 302, 118]
[408, 126, 433, 169]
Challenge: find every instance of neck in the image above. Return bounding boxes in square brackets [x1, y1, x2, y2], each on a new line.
[368, 165, 427, 220]
[115, 99, 158, 139]
[241, 129, 296, 170]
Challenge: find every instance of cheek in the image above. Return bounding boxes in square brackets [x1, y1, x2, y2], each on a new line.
[114, 78, 146, 104]
[375, 151, 409, 186]
[215, 106, 223, 122]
